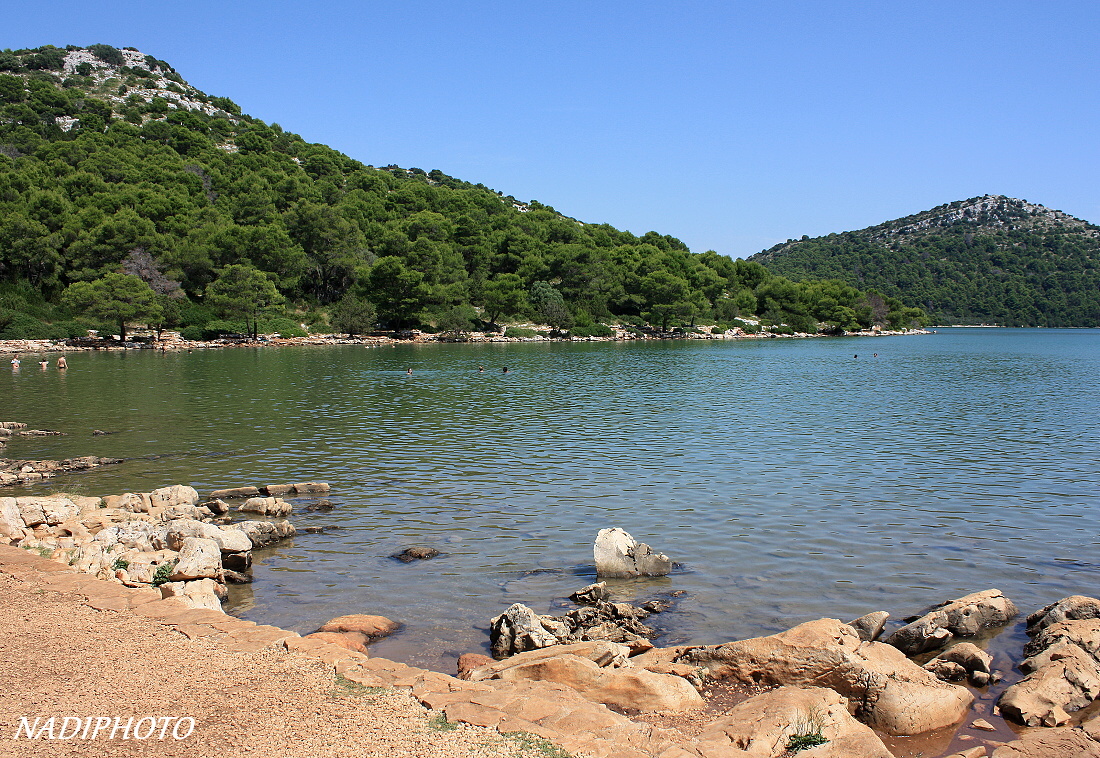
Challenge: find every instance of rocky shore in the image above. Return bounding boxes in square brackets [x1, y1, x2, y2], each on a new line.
[3, 466, 1099, 757]
[0, 323, 927, 356]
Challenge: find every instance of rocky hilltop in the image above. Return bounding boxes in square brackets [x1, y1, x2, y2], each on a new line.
[749, 195, 1100, 327]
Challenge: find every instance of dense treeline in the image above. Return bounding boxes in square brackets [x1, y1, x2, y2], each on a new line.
[0, 44, 925, 339]
[750, 197, 1100, 327]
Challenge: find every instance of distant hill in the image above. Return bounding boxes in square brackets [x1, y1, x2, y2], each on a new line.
[748, 196, 1100, 327]
[0, 44, 924, 339]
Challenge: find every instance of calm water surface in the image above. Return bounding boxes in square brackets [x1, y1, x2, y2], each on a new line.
[3, 329, 1098, 672]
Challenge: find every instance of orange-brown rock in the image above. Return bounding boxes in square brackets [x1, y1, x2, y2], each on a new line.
[457, 653, 494, 679]
[467, 641, 703, 712]
[318, 613, 400, 641]
[304, 631, 369, 654]
[990, 725, 1100, 757]
[695, 686, 895, 757]
[678, 618, 972, 735]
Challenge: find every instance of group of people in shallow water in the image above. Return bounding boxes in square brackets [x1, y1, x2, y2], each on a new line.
[406, 365, 509, 376]
[10, 355, 67, 370]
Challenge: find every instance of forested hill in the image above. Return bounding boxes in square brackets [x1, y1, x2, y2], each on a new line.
[748, 196, 1100, 327]
[0, 44, 923, 340]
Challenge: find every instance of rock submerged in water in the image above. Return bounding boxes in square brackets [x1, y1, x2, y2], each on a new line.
[885, 588, 1019, 656]
[315, 614, 401, 651]
[570, 582, 610, 605]
[392, 546, 440, 562]
[238, 496, 293, 518]
[593, 527, 671, 578]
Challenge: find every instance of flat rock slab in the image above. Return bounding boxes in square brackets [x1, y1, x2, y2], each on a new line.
[131, 598, 195, 618]
[86, 595, 131, 612]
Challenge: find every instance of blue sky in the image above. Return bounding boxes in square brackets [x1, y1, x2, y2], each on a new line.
[5, 1, 1098, 258]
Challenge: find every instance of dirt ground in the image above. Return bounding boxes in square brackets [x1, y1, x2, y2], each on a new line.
[0, 569, 541, 758]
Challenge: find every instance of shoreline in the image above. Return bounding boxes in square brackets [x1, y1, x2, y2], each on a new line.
[0, 325, 928, 355]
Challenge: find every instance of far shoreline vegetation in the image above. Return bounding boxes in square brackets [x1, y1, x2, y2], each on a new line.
[0, 44, 928, 345]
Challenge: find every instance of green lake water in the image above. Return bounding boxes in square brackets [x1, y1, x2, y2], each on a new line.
[3, 329, 1098, 674]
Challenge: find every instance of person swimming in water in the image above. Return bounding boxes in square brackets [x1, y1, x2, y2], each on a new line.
[10, 356, 20, 369]
[406, 368, 413, 376]
[57, 356, 67, 369]
[502, 367, 509, 373]
[478, 365, 484, 373]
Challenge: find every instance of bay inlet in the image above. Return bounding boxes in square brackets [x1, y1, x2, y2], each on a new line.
[3, 328, 1097, 672]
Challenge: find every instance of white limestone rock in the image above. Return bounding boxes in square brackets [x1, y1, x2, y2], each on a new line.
[593, 527, 672, 578]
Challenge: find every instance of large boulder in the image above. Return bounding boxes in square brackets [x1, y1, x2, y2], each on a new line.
[93, 521, 168, 553]
[159, 578, 225, 611]
[231, 519, 295, 548]
[593, 527, 671, 577]
[468, 641, 703, 712]
[120, 549, 179, 585]
[0, 497, 27, 539]
[16, 496, 79, 527]
[165, 519, 252, 554]
[695, 686, 895, 757]
[678, 618, 973, 735]
[489, 603, 561, 659]
[150, 485, 200, 508]
[885, 589, 1018, 655]
[169, 537, 222, 580]
[115, 492, 152, 513]
[998, 600, 1100, 727]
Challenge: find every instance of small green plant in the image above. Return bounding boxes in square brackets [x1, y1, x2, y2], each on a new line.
[331, 674, 391, 698]
[505, 731, 573, 758]
[111, 557, 130, 571]
[36, 547, 53, 558]
[151, 559, 177, 587]
[785, 706, 829, 754]
[504, 326, 536, 338]
[428, 713, 458, 732]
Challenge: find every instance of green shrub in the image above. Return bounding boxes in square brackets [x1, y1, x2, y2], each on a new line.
[0, 311, 53, 339]
[176, 300, 215, 327]
[260, 316, 307, 337]
[88, 44, 125, 66]
[178, 325, 205, 341]
[504, 327, 536, 338]
[48, 320, 89, 339]
[201, 319, 247, 338]
[569, 323, 614, 338]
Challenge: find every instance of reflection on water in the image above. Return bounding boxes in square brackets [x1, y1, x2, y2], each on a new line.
[3, 329, 1099, 672]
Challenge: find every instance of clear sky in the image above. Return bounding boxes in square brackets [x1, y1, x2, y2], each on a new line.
[5, 1, 1098, 258]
